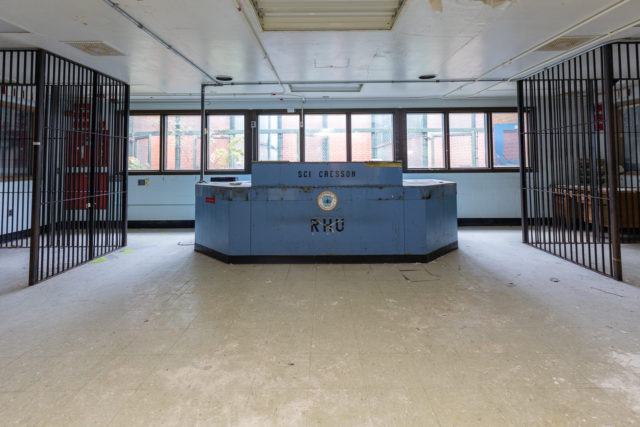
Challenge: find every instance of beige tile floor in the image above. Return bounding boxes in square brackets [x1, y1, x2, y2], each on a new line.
[0, 227, 639, 426]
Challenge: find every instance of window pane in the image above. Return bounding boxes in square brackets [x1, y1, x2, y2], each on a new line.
[449, 113, 487, 168]
[492, 112, 519, 168]
[128, 115, 160, 170]
[406, 113, 445, 169]
[304, 114, 347, 162]
[351, 114, 393, 161]
[166, 115, 201, 170]
[258, 114, 300, 161]
[208, 115, 244, 170]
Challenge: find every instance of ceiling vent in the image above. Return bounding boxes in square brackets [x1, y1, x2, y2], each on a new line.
[63, 41, 125, 56]
[536, 36, 598, 52]
[250, 0, 406, 31]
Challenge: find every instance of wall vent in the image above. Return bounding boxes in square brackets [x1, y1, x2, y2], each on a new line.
[63, 41, 125, 56]
[536, 36, 598, 52]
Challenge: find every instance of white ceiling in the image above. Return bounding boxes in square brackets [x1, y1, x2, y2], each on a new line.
[0, 0, 639, 101]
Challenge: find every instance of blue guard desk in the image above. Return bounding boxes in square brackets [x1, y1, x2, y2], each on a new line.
[195, 162, 458, 262]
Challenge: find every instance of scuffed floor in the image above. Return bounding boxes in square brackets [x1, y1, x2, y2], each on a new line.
[0, 227, 639, 425]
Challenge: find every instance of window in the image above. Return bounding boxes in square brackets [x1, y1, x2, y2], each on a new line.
[127, 109, 517, 173]
[258, 114, 300, 161]
[492, 112, 519, 168]
[406, 113, 445, 169]
[166, 115, 201, 170]
[208, 115, 244, 170]
[351, 114, 393, 161]
[449, 113, 487, 168]
[128, 115, 160, 170]
[304, 114, 347, 162]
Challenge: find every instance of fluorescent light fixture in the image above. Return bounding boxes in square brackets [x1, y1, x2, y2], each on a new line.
[289, 83, 363, 92]
[250, 0, 406, 31]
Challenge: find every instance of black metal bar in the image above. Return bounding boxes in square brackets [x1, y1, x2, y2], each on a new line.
[122, 83, 129, 246]
[602, 44, 623, 281]
[394, 110, 404, 165]
[88, 71, 98, 260]
[443, 113, 450, 169]
[619, 43, 634, 244]
[199, 85, 206, 183]
[28, 50, 45, 285]
[1, 51, 8, 247]
[517, 80, 528, 243]
[346, 113, 352, 162]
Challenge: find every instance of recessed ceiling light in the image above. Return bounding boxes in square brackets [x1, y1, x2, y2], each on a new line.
[215, 75, 233, 82]
[289, 83, 363, 92]
[418, 74, 437, 80]
[250, 0, 406, 31]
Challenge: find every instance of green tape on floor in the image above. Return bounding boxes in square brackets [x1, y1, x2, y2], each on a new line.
[121, 249, 134, 254]
[91, 257, 108, 263]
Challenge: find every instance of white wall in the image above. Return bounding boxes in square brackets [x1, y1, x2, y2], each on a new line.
[127, 172, 521, 221]
[0, 180, 32, 235]
[128, 174, 249, 221]
[409, 173, 520, 218]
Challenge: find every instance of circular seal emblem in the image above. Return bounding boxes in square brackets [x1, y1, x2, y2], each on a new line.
[317, 190, 338, 212]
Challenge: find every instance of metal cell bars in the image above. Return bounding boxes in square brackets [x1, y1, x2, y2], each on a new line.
[32, 51, 128, 283]
[612, 43, 640, 244]
[519, 44, 627, 279]
[0, 50, 36, 248]
[92, 72, 128, 259]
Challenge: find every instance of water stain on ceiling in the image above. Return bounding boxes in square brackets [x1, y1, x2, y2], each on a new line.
[428, 0, 516, 13]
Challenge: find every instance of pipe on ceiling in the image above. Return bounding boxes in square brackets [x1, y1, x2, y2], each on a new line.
[443, 0, 632, 97]
[469, 19, 640, 98]
[201, 78, 507, 88]
[101, 0, 219, 84]
[233, 0, 306, 121]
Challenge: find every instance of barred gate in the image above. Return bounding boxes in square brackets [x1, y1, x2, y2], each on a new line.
[0, 50, 36, 248]
[0, 49, 129, 285]
[519, 42, 640, 280]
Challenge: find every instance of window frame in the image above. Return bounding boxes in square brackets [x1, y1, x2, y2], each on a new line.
[404, 112, 447, 170]
[128, 113, 163, 173]
[255, 110, 303, 163]
[299, 109, 399, 162]
[303, 112, 348, 162]
[349, 111, 397, 162]
[448, 111, 489, 170]
[400, 107, 518, 173]
[164, 113, 204, 172]
[489, 111, 520, 169]
[205, 111, 251, 174]
[127, 107, 519, 175]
